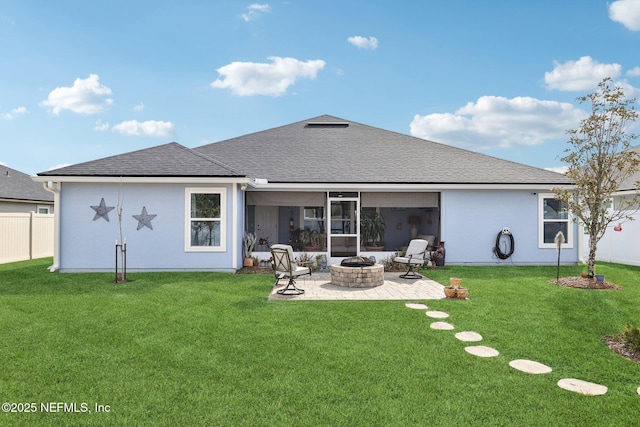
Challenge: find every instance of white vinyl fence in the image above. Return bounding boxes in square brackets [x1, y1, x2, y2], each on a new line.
[0, 213, 54, 264]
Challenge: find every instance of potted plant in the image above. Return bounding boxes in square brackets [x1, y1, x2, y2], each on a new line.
[316, 253, 328, 271]
[289, 228, 304, 251]
[302, 228, 322, 251]
[243, 232, 257, 266]
[361, 210, 386, 251]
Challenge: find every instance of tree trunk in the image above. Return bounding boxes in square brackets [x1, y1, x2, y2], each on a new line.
[587, 235, 598, 278]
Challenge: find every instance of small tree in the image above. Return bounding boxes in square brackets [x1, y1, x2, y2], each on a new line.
[554, 77, 640, 278]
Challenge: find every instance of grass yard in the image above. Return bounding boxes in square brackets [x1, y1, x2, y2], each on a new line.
[1, 259, 639, 426]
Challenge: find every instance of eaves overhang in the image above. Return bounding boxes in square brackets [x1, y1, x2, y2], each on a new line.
[246, 181, 576, 191]
[0, 197, 54, 204]
[612, 188, 640, 196]
[31, 175, 251, 185]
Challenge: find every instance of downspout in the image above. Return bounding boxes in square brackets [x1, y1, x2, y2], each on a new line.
[43, 181, 60, 272]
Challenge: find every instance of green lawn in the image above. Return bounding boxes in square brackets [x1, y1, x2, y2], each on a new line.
[1, 259, 639, 426]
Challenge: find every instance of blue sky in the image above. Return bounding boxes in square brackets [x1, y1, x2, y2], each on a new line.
[1, 0, 639, 175]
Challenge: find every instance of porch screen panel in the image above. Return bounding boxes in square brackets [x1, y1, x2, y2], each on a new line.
[246, 191, 324, 206]
[361, 192, 438, 208]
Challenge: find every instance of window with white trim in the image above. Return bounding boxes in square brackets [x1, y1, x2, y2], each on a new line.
[538, 193, 573, 248]
[37, 205, 51, 214]
[185, 188, 226, 252]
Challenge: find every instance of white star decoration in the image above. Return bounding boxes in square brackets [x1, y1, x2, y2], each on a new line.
[132, 206, 157, 230]
[90, 198, 115, 221]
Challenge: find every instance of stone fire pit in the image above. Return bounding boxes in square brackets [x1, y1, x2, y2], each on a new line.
[330, 263, 384, 288]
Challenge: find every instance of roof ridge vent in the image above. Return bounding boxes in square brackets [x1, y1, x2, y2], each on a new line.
[306, 121, 349, 127]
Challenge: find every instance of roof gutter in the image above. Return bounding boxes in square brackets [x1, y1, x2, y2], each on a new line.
[42, 181, 60, 272]
[32, 176, 251, 184]
[245, 181, 575, 191]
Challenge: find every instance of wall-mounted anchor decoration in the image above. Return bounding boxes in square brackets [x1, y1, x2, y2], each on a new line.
[90, 198, 115, 221]
[132, 206, 157, 230]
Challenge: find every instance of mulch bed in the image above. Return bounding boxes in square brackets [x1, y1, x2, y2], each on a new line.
[603, 336, 640, 364]
[550, 276, 623, 290]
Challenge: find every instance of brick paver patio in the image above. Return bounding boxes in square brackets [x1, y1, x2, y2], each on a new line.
[268, 272, 445, 300]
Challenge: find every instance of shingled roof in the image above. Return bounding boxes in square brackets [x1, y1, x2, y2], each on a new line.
[37, 115, 572, 186]
[617, 145, 640, 192]
[1, 166, 53, 203]
[195, 114, 572, 185]
[38, 142, 242, 177]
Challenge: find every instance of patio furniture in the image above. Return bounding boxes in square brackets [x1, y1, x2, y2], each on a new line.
[270, 244, 311, 295]
[418, 234, 438, 265]
[395, 238, 429, 279]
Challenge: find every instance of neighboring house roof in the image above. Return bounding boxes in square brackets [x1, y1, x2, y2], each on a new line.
[195, 115, 572, 185]
[37, 115, 572, 186]
[617, 145, 640, 192]
[1, 165, 53, 203]
[38, 142, 243, 178]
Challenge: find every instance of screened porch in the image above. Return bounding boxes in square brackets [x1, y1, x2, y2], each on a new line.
[245, 191, 440, 262]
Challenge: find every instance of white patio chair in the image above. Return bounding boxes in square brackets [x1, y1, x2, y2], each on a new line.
[395, 239, 429, 279]
[270, 244, 311, 295]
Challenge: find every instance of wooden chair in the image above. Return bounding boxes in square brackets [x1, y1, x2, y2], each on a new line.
[270, 244, 311, 295]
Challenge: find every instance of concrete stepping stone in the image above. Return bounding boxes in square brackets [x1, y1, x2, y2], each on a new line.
[465, 345, 499, 357]
[426, 310, 449, 319]
[455, 331, 483, 342]
[637, 386, 640, 395]
[557, 378, 607, 395]
[405, 303, 428, 310]
[509, 359, 552, 374]
[430, 321, 454, 330]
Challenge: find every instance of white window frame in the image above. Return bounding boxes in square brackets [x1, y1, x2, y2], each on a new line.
[538, 193, 573, 249]
[185, 187, 227, 252]
[37, 205, 51, 214]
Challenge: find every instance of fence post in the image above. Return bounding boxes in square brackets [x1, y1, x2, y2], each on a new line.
[29, 211, 34, 260]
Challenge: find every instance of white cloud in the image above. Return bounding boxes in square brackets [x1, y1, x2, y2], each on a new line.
[545, 166, 569, 174]
[242, 3, 270, 21]
[410, 96, 587, 150]
[211, 56, 326, 96]
[134, 102, 144, 111]
[544, 56, 622, 91]
[347, 36, 378, 50]
[40, 74, 113, 115]
[609, 0, 640, 31]
[1, 106, 28, 120]
[616, 80, 640, 99]
[111, 120, 174, 137]
[47, 163, 71, 171]
[627, 66, 640, 77]
[94, 120, 110, 131]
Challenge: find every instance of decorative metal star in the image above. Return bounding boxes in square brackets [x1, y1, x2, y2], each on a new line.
[132, 206, 157, 230]
[90, 198, 115, 222]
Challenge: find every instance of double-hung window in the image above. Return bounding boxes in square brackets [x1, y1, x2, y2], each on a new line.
[185, 188, 226, 252]
[538, 193, 573, 248]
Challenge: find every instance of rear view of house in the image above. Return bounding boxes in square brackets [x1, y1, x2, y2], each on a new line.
[35, 115, 577, 272]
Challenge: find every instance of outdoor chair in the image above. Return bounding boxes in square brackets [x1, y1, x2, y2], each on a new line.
[395, 238, 429, 279]
[270, 244, 311, 295]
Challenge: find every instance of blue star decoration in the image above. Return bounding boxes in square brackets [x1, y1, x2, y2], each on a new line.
[132, 206, 157, 230]
[90, 198, 115, 222]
